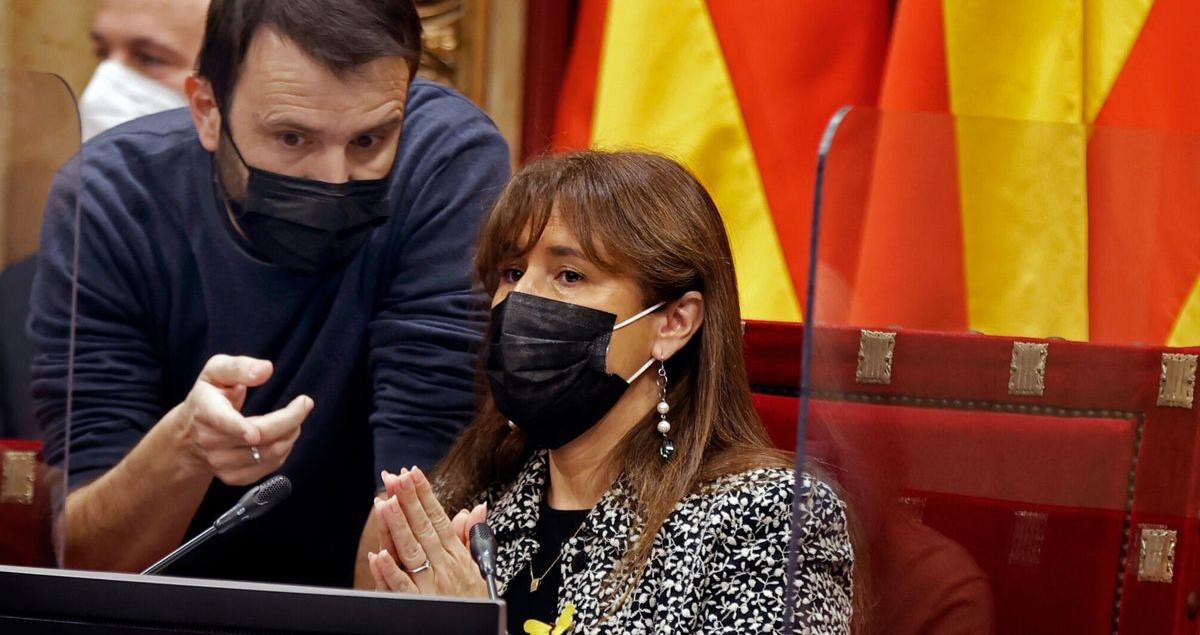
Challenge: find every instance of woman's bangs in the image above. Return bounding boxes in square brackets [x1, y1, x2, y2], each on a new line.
[550, 187, 623, 274]
[477, 177, 554, 289]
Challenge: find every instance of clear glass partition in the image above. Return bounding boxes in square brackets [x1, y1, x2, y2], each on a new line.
[777, 107, 1200, 633]
[0, 69, 80, 569]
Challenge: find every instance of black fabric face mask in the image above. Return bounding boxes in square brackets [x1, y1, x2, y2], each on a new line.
[486, 291, 665, 450]
[219, 124, 391, 274]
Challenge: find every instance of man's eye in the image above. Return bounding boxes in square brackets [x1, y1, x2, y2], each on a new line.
[280, 132, 303, 147]
[501, 268, 524, 283]
[135, 52, 166, 67]
[353, 135, 377, 149]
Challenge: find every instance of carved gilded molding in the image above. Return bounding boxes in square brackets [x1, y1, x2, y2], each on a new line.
[417, 0, 488, 104]
[416, 0, 524, 165]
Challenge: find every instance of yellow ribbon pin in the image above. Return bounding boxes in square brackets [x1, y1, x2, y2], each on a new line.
[523, 603, 575, 635]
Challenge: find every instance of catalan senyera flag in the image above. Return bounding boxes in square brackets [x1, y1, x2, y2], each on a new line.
[555, 0, 1200, 345]
[553, 0, 890, 322]
[856, 0, 1200, 345]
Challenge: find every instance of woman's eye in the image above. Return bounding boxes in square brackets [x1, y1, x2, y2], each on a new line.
[279, 132, 304, 148]
[558, 269, 584, 284]
[501, 268, 524, 283]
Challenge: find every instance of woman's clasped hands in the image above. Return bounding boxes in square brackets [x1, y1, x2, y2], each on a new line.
[367, 466, 490, 598]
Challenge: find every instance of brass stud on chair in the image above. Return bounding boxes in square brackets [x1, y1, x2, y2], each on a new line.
[1158, 353, 1198, 409]
[0, 450, 36, 505]
[1138, 525, 1178, 583]
[1008, 510, 1048, 567]
[1009, 341, 1049, 397]
[856, 330, 896, 385]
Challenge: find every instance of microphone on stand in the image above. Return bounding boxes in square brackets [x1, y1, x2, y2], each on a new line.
[142, 475, 293, 575]
[469, 522, 499, 600]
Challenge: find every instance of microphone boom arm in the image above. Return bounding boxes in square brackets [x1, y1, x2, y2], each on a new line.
[142, 526, 216, 575]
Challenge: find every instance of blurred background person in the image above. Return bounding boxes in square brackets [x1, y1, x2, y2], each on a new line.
[2, 0, 208, 437]
[80, 0, 209, 141]
[5, 0, 207, 434]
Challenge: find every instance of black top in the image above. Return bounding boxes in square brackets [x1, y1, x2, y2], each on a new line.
[503, 501, 589, 634]
[29, 79, 510, 586]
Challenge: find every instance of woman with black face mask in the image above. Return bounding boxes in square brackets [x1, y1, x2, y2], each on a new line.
[365, 151, 856, 634]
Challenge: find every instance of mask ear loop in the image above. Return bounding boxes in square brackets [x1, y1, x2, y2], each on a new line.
[612, 300, 669, 383]
[624, 357, 658, 384]
[217, 112, 254, 172]
[613, 300, 667, 331]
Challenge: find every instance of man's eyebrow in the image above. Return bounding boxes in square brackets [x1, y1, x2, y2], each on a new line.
[88, 31, 112, 51]
[128, 36, 186, 61]
[259, 114, 320, 136]
[258, 112, 403, 139]
[351, 112, 403, 137]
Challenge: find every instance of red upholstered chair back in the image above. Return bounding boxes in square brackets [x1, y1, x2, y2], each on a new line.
[744, 320, 1200, 635]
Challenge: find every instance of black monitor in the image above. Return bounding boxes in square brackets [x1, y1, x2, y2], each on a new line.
[0, 565, 505, 634]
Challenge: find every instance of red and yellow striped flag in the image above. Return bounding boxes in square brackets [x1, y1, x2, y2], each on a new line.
[555, 0, 1200, 345]
[553, 0, 890, 322]
[864, 0, 1200, 345]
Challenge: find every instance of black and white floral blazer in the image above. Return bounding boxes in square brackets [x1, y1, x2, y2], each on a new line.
[479, 451, 854, 633]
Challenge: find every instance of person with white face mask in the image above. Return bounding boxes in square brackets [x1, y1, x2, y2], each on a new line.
[80, 0, 209, 141]
[2, 0, 209, 437]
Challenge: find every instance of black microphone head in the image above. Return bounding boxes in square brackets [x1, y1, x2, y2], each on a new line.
[470, 522, 499, 599]
[469, 522, 496, 571]
[470, 522, 495, 552]
[253, 475, 292, 506]
[215, 475, 292, 533]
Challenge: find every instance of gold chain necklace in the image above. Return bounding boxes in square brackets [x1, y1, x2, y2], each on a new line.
[528, 520, 588, 592]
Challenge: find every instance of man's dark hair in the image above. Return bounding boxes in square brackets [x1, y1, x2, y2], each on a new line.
[197, 0, 423, 110]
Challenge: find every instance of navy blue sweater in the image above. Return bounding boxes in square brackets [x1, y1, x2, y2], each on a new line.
[29, 78, 509, 585]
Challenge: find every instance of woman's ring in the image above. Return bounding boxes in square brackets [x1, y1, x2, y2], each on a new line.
[408, 559, 432, 574]
[250, 446, 262, 463]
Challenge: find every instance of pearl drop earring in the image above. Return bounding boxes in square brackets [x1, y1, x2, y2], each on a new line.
[656, 361, 675, 460]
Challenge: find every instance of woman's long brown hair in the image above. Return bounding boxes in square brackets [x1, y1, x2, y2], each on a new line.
[435, 150, 803, 603]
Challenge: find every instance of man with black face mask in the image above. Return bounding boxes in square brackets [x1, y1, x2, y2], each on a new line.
[28, 0, 508, 587]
